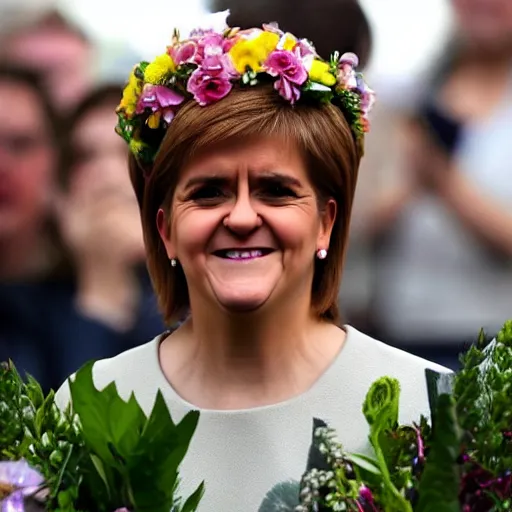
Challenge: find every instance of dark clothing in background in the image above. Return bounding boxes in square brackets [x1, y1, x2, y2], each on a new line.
[0, 267, 165, 392]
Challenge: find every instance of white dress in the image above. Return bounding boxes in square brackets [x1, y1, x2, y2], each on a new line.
[56, 325, 451, 511]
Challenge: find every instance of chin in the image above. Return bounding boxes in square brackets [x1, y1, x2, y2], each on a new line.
[214, 291, 272, 314]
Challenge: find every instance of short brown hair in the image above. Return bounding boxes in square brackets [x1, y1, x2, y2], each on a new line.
[130, 85, 362, 325]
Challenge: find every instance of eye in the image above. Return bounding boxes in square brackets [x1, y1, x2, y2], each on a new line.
[189, 186, 226, 203]
[262, 184, 298, 199]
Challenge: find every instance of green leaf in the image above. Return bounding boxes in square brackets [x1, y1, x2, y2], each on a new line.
[416, 394, 461, 512]
[25, 373, 45, 408]
[363, 377, 400, 434]
[425, 369, 454, 425]
[347, 453, 382, 475]
[90, 454, 112, 499]
[180, 482, 205, 512]
[128, 392, 201, 512]
[69, 362, 145, 468]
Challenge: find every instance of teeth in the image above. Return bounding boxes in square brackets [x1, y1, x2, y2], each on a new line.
[224, 250, 263, 259]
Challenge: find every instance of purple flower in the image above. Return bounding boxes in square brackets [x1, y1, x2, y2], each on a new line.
[460, 465, 512, 510]
[1, 491, 24, 512]
[0, 461, 44, 497]
[187, 65, 232, 106]
[356, 485, 379, 512]
[264, 49, 308, 104]
[136, 84, 185, 124]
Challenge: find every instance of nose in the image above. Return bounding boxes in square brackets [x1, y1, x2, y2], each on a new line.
[223, 188, 261, 236]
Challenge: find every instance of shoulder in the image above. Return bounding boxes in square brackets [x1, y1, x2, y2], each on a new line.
[54, 334, 165, 413]
[345, 325, 452, 376]
[343, 326, 453, 424]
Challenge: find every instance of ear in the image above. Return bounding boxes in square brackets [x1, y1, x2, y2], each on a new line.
[317, 198, 337, 250]
[156, 208, 175, 260]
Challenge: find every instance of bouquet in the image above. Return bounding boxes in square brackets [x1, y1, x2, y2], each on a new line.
[1, 321, 511, 512]
[295, 321, 512, 511]
[0, 362, 204, 512]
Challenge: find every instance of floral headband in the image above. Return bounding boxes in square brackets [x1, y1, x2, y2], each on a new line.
[115, 12, 375, 168]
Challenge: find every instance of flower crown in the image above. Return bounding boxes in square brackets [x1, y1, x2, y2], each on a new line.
[115, 13, 375, 168]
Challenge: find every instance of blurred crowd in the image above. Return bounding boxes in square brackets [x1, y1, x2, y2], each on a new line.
[0, 0, 511, 391]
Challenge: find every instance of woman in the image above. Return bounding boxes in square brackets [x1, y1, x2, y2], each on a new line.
[0, 64, 64, 385]
[1, 83, 164, 392]
[356, 0, 512, 369]
[57, 16, 450, 511]
[57, 84, 164, 338]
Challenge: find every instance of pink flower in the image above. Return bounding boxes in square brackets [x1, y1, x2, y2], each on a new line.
[340, 52, 359, 68]
[201, 53, 237, 78]
[262, 22, 283, 35]
[338, 52, 359, 90]
[187, 66, 232, 106]
[197, 33, 232, 60]
[136, 84, 185, 123]
[264, 49, 308, 104]
[273, 77, 301, 104]
[297, 39, 317, 59]
[265, 50, 308, 85]
[171, 41, 198, 65]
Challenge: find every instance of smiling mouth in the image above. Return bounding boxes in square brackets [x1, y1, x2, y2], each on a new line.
[213, 248, 274, 260]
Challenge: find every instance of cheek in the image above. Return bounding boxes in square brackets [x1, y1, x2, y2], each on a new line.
[264, 206, 320, 251]
[171, 209, 223, 257]
[15, 150, 55, 202]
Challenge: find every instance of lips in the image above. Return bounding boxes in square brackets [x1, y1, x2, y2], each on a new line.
[213, 248, 274, 260]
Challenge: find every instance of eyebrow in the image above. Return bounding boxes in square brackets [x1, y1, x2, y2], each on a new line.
[183, 171, 303, 191]
[182, 175, 231, 191]
[255, 171, 303, 188]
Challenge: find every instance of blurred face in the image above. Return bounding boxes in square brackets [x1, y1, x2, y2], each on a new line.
[62, 104, 145, 266]
[6, 29, 92, 111]
[0, 80, 56, 239]
[452, 0, 512, 49]
[158, 137, 336, 314]
[70, 104, 129, 191]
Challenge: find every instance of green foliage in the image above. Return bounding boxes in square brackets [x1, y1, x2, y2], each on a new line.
[362, 377, 412, 512]
[416, 394, 461, 512]
[0, 361, 203, 512]
[454, 321, 512, 475]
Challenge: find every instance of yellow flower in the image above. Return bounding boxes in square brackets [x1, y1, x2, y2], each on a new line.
[309, 60, 337, 87]
[144, 53, 176, 85]
[229, 31, 279, 74]
[118, 68, 142, 118]
[281, 33, 297, 51]
[147, 112, 161, 129]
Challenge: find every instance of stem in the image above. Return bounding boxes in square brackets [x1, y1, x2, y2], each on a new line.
[370, 434, 413, 512]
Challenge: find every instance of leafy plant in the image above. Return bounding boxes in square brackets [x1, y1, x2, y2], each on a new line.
[0, 361, 203, 512]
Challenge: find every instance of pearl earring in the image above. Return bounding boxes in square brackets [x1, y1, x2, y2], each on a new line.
[317, 249, 328, 260]
[170, 258, 177, 267]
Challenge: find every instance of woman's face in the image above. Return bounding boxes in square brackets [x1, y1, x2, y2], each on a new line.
[0, 79, 56, 239]
[452, 0, 512, 49]
[158, 137, 336, 314]
[70, 104, 128, 188]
